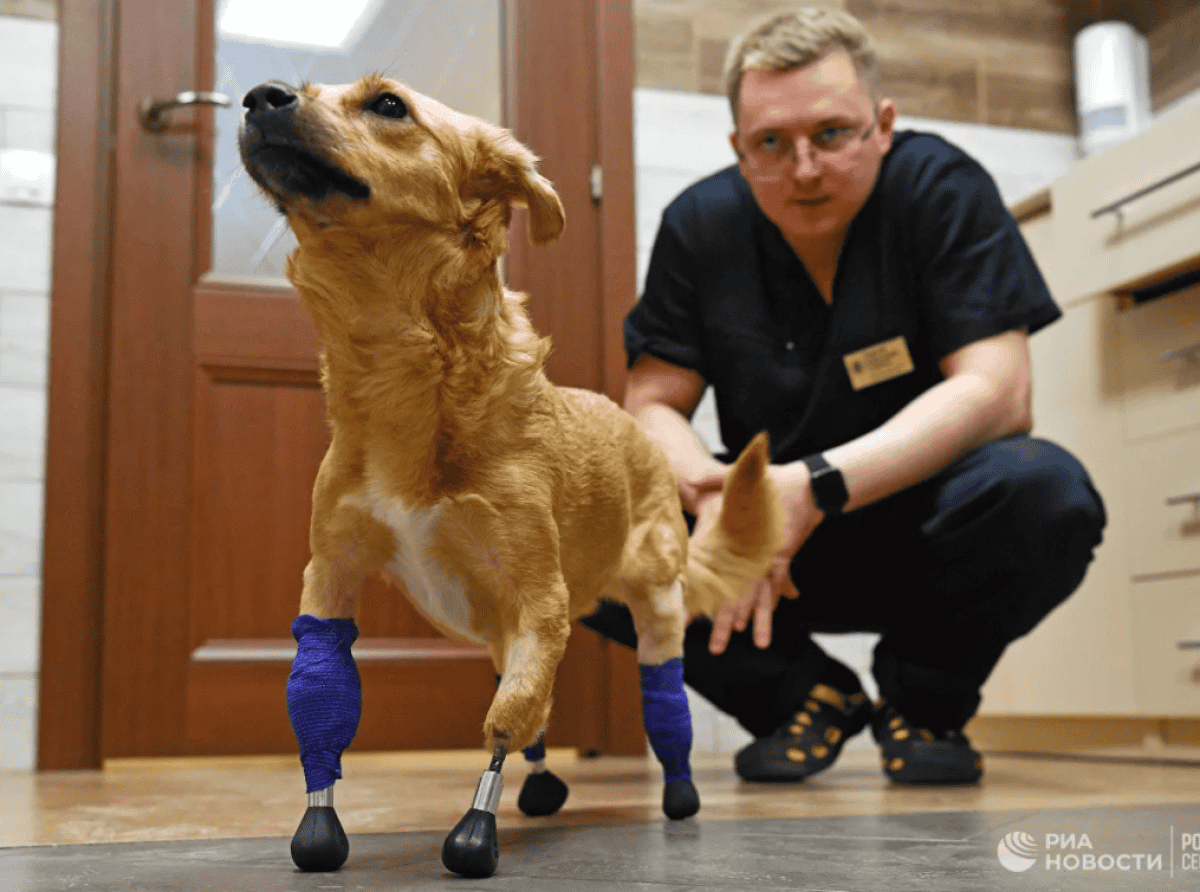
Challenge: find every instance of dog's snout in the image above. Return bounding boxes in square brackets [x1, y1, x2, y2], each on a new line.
[243, 83, 298, 116]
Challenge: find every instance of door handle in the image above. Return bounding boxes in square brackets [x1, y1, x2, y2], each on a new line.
[138, 91, 232, 132]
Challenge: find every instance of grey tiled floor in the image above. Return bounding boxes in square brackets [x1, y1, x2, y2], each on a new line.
[2, 805, 1198, 891]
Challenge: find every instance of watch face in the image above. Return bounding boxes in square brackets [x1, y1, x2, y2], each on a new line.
[810, 464, 848, 514]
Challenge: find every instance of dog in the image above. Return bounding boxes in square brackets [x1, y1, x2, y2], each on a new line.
[239, 74, 781, 878]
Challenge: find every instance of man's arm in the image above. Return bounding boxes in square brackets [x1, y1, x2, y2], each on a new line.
[623, 354, 726, 513]
[623, 328, 1033, 655]
[775, 327, 1033, 512]
[707, 327, 1034, 655]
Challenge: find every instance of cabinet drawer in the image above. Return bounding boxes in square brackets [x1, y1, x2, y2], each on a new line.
[1122, 425, 1200, 578]
[1132, 575, 1200, 716]
[1117, 283, 1200, 441]
[1052, 104, 1200, 302]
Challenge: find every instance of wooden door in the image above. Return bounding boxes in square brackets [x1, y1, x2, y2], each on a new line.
[39, 0, 641, 766]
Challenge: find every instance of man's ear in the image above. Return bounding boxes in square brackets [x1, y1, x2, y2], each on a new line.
[467, 127, 566, 246]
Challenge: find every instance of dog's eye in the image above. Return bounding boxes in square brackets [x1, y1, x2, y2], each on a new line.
[367, 93, 408, 120]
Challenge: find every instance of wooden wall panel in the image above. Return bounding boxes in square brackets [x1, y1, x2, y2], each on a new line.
[1147, 2, 1200, 111]
[38, 0, 116, 770]
[184, 658, 498, 755]
[633, 0, 1200, 134]
[505, 0, 603, 393]
[190, 374, 328, 646]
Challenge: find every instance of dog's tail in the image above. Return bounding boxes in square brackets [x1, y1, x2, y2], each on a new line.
[683, 432, 784, 618]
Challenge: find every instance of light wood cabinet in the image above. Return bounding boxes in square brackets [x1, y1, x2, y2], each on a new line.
[1132, 576, 1200, 716]
[1051, 103, 1200, 305]
[1121, 424, 1200, 579]
[980, 285, 1139, 715]
[981, 163, 1200, 718]
[1115, 285, 1200, 443]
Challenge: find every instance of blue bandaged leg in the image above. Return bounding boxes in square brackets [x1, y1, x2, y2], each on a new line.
[288, 615, 362, 793]
[640, 657, 692, 783]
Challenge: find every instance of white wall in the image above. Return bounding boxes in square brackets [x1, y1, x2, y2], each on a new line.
[633, 87, 1081, 753]
[0, 14, 56, 771]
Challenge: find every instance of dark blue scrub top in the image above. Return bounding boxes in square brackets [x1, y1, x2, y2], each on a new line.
[625, 130, 1062, 464]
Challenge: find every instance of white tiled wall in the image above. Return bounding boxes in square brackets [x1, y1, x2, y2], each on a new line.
[0, 14, 57, 771]
[633, 87, 1080, 753]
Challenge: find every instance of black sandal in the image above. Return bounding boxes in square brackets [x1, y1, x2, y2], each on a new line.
[735, 684, 872, 782]
[871, 701, 983, 785]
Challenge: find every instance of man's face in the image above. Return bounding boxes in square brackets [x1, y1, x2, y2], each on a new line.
[731, 50, 895, 248]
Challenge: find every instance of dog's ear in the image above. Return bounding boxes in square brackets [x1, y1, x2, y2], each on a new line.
[467, 129, 565, 246]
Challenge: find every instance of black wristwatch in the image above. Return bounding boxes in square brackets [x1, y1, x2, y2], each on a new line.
[801, 453, 848, 516]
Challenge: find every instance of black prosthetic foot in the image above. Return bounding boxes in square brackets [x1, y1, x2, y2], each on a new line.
[662, 778, 700, 820]
[442, 808, 499, 878]
[291, 806, 349, 872]
[517, 770, 569, 816]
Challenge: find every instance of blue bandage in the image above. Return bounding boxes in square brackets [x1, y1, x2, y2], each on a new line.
[522, 737, 546, 762]
[287, 615, 362, 793]
[640, 658, 692, 784]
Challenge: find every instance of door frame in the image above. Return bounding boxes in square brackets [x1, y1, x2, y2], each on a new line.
[38, 0, 639, 769]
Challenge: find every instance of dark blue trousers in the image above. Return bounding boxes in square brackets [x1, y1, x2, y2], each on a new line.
[581, 436, 1106, 737]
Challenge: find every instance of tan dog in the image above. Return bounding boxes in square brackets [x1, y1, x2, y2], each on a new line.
[239, 74, 781, 878]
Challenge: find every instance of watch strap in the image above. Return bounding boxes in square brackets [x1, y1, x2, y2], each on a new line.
[801, 453, 848, 516]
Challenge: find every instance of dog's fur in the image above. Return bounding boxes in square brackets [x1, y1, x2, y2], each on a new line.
[239, 74, 782, 753]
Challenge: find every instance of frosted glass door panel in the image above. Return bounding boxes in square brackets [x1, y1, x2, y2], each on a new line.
[211, 0, 502, 281]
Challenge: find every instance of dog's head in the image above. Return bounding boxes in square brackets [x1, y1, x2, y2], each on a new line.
[238, 75, 565, 260]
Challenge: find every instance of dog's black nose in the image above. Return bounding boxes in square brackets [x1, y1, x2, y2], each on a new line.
[243, 83, 298, 115]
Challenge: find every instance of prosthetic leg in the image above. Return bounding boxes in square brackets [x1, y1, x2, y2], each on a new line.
[286, 615, 362, 872]
[441, 742, 508, 878]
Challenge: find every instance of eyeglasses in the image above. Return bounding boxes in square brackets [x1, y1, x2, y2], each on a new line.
[738, 115, 878, 180]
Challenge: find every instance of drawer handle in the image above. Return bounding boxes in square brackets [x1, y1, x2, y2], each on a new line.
[1091, 159, 1200, 219]
[1161, 344, 1200, 364]
[1165, 491, 1200, 507]
[1180, 640, 1200, 650]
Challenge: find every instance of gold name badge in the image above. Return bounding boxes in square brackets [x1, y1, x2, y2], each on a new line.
[842, 336, 915, 391]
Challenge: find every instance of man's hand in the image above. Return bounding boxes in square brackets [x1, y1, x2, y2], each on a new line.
[706, 462, 824, 655]
[679, 470, 726, 518]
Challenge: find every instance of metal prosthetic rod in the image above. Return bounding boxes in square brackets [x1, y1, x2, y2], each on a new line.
[442, 743, 508, 878]
[517, 731, 569, 817]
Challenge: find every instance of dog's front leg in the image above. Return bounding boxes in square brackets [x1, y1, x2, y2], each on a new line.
[486, 599, 570, 752]
[288, 503, 395, 873]
[626, 578, 700, 820]
[442, 588, 570, 879]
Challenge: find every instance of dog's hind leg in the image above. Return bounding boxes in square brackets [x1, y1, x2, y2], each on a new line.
[626, 577, 700, 819]
[517, 729, 570, 816]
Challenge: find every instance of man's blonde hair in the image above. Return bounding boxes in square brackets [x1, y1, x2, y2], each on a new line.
[723, 7, 880, 123]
